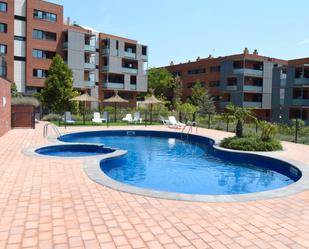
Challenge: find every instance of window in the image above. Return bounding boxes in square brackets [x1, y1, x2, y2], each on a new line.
[0, 44, 7, 54]
[34, 10, 57, 22]
[142, 46, 147, 56]
[14, 36, 26, 41]
[172, 71, 182, 77]
[209, 81, 220, 87]
[210, 66, 220, 72]
[0, 2, 7, 12]
[32, 49, 55, 59]
[33, 29, 56, 41]
[33, 69, 48, 78]
[187, 68, 206, 75]
[0, 23, 7, 33]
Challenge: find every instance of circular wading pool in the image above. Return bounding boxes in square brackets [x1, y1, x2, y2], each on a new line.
[59, 130, 302, 196]
[35, 144, 115, 157]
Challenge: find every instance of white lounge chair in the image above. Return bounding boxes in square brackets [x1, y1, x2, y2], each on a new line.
[168, 116, 185, 128]
[92, 112, 105, 124]
[102, 111, 108, 122]
[160, 116, 170, 126]
[122, 114, 133, 122]
[130, 112, 142, 124]
[63, 112, 75, 124]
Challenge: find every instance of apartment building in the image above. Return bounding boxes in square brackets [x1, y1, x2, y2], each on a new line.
[165, 49, 287, 119]
[0, 0, 148, 107]
[272, 58, 309, 123]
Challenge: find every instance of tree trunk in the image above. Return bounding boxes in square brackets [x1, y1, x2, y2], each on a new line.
[236, 120, 243, 137]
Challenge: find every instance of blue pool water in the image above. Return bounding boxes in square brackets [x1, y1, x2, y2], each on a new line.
[60, 131, 301, 195]
[36, 144, 115, 157]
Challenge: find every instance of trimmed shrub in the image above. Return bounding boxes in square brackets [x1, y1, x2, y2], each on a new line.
[11, 97, 40, 107]
[220, 135, 282, 151]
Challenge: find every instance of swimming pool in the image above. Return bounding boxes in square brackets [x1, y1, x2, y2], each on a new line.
[59, 130, 301, 196]
[35, 144, 115, 157]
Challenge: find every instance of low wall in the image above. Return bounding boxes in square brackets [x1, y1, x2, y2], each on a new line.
[0, 78, 11, 137]
[11, 105, 35, 129]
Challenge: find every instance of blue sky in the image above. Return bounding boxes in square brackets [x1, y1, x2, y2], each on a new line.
[50, 0, 309, 67]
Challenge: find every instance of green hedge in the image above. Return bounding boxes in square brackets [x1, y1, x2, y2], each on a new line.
[220, 135, 282, 152]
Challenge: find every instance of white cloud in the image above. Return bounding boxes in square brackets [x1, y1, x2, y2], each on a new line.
[297, 39, 309, 45]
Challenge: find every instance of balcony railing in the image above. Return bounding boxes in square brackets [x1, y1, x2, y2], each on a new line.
[84, 63, 96, 70]
[122, 67, 138, 74]
[102, 66, 108, 72]
[124, 51, 136, 59]
[103, 82, 124, 89]
[84, 44, 96, 53]
[220, 101, 231, 108]
[102, 48, 110, 55]
[292, 99, 309, 106]
[295, 77, 309, 85]
[62, 42, 68, 49]
[243, 101, 262, 108]
[243, 85, 263, 92]
[142, 54, 148, 61]
[233, 68, 263, 77]
[130, 84, 137, 90]
[84, 80, 96, 88]
[226, 85, 237, 91]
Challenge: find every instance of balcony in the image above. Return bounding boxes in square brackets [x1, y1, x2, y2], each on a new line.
[102, 48, 110, 55]
[84, 63, 96, 70]
[122, 67, 138, 74]
[226, 85, 237, 91]
[292, 99, 309, 106]
[130, 84, 137, 90]
[84, 80, 96, 88]
[295, 77, 309, 85]
[243, 101, 262, 108]
[281, 78, 287, 87]
[84, 45, 96, 53]
[103, 82, 124, 89]
[142, 54, 148, 61]
[124, 51, 136, 59]
[62, 42, 68, 49]
[220, 101, 231, 108]
[243, 85, 263, 93]
[233, 68, 263, 77]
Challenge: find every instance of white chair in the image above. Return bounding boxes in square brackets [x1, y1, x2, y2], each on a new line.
[92, 112, 104, 124]
[130, 112, 143, 124]
[63, 112, 75, 124]
[102, 112, 108, 122]
[168, 116, 185, 128]
[122, 114, 133, 122]
[160, 116, 170, 126]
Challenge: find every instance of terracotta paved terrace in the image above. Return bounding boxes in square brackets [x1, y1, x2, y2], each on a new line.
[1, 123, 309, 249]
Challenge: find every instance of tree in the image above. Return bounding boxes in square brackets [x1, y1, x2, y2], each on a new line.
[147, 68, 173, 96]
[11, 82, 21, 97]
[226, 104, 256, 137]
[40, 55, 79, 114]
[257, 120, 278, 141]
[171, 76, 182, 110]
[189, 81, 215, 114]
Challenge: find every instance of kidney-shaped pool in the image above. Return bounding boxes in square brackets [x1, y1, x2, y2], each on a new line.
[59, 130, 301, 196]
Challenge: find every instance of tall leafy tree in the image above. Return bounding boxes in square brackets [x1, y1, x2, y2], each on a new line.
[40, 55, 79, 114]
[189, 80, 215, 114]
[147, 68, 173, 96]
[11, 82, 21, 97]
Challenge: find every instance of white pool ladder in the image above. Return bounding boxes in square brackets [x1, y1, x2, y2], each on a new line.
[181, 121, 198, 139]
[43, 123, 61, 138]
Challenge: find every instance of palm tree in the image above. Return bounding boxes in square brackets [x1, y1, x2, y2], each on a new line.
[226, 104, 256, 137]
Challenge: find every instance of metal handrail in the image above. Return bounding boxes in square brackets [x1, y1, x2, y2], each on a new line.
[181, 121, 198, 139]
[43, 123, 61, 138]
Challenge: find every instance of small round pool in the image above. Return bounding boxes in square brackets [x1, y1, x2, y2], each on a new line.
[36, 144, 115, 157]
[59, 131, 302, 195]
